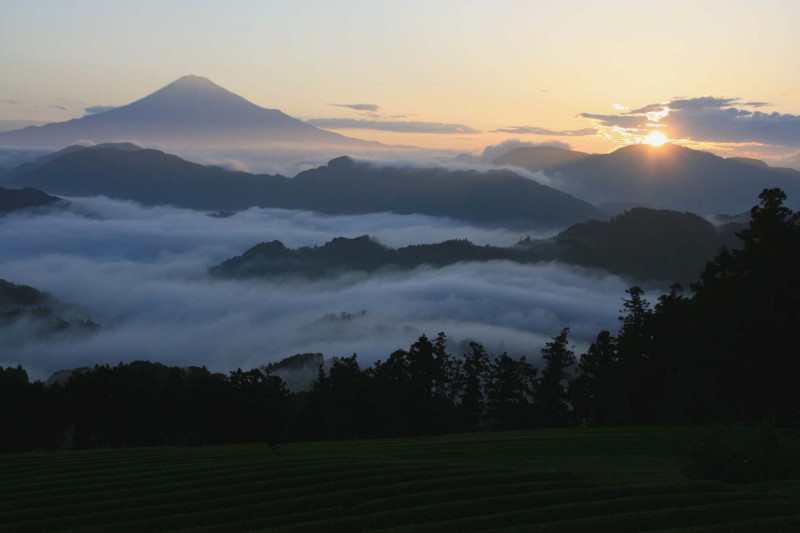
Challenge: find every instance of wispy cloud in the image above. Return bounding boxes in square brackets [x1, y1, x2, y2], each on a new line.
[84, 105, 116, 115]
[330, 103, 380, 112]
[578, 113, 647, 129]
[0, 99, 20, 106]
[494, 126, 597, 136]
[308, 118, 481, 134]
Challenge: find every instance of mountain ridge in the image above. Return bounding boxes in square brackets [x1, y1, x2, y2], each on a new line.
[0, 76, 379, 149]
[494, 143, 800, 214]
[4, 143, 602, 228]
[492, 146, 590, 172]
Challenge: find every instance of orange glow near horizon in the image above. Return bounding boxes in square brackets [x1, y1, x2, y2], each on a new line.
[643, 131, 668, 147]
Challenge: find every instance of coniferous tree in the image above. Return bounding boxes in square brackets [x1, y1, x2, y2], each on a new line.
[229, 368, 289, 443]
[615, 287, 656, 424]
[536, 328, 576, 427]
[569, 330, 617, 426]
[303, 354, 371, 439]
[648, 284, 702, 423]
[486, 353, 537, 430]
[460, 342, 490, 431]
[691, 188, 800, 424]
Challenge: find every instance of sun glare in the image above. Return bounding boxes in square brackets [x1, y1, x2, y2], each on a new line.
[643, 131, 668, 147]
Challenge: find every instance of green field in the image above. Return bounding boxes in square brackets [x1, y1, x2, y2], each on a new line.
[1, 427, 799, 532]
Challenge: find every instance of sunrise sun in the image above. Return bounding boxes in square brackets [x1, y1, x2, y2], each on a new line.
[643, 131, 668, 147]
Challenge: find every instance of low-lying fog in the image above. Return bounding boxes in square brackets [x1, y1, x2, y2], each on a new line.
[1, 196, 635, 380]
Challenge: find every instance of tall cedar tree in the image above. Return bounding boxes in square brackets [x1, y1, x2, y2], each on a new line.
[569, 330, 618, 426]
[691, 188, 800, 424]
[486, 353, 537, 430]
[536, 328, 576, 427]
[460, 342, 491, 431]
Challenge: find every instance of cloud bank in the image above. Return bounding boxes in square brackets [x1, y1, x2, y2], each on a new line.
[0, 197, 637, 380]
[493, 126, 597, 136]
[307, 118, 481, 134]
[84, 105, 117, 115]
[581, 96, 800, 147]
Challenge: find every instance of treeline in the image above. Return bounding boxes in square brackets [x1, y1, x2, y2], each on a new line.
[2, 188, 798, 452]
[0, 331, 587, 450]
[1, 364, 295, 451]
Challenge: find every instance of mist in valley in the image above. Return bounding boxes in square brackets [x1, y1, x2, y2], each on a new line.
[0, 196, 634, 380]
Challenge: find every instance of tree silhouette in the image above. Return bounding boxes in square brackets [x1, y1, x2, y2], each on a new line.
[303, 354, 371, 439]
[536, 328, 576, 427]
[691, 188, 800, 424]
[229, 368, 289, 443]
[570, 330, 617, 426]
[486, 353, 537, 430]
[460, 342, 490, 431]
[614, 287, 657, 424]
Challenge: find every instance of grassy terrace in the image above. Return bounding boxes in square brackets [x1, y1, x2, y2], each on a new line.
[1, 427, 799, 532]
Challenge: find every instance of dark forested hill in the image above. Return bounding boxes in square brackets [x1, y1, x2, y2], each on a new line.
[211, 235, 520, 279]
[0, 279, 97, 340]
[551, 208, 742, 282]
[212, 208, 741, 283]
[0, 186, 62, 214]
[6, 144, 603, 228]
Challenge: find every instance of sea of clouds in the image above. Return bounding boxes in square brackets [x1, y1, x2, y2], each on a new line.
[0, 196, 641, 380]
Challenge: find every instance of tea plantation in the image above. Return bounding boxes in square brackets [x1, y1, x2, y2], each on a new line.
[1, 427, 799, 531]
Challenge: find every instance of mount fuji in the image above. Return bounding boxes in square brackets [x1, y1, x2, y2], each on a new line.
[0, 75, 379, 149]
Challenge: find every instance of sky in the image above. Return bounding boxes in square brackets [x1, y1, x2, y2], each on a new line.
[1, 0, 799, 166]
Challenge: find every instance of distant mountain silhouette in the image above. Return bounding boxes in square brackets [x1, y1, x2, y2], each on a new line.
[5, 143, 603, 228]
[4, 143, 140, 180]
[4, 143, 285, 210]
[726, 156, 770, 169]
[492, 146, 590, 172]
[727, 156, 800, 178]
[495, 143, 800, 214]
[0, 186, 61, 214]
[0, 75, 377, 149]
[212, 208, 741, 283]
[288, 155, 604, 227]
